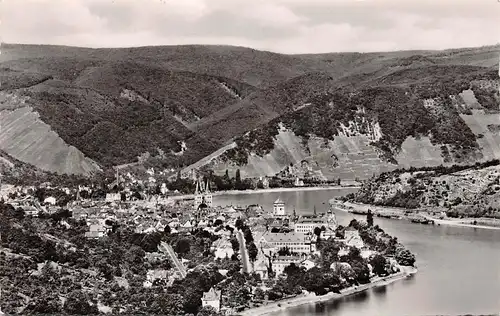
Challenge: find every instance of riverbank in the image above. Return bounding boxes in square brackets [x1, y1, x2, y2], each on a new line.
[238, 266, 417, 316]
[170, 186, 360, 200]
[330, 199, 500, 231]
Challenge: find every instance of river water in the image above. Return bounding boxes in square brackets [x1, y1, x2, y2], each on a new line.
[215, 188, 500, 316]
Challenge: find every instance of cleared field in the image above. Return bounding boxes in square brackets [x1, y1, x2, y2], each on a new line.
[0, 106, 101, 175]
[461, 111, 500, 161]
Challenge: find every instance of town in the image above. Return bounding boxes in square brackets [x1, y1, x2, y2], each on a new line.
[0, 173, 416, 315]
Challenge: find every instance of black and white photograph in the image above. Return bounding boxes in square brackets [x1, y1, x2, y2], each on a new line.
[0, 0, 499, 315]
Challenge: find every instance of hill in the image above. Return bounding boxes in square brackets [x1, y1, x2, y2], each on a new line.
[349, 160, 500, 219]
[0, 43, 498, 178]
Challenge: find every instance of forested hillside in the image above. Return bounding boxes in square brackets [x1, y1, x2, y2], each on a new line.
[0, 43, 498, 178]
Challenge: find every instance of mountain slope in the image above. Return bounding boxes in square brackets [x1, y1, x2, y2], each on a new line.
[0, 43, 498, 178]
[350, 160, 500, 218]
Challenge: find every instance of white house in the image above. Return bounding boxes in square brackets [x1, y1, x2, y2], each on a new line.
[294, 177, 304, 187]
[23, 206, 40, 217]
[85, 224, 108, 239]
[44, 196, 56, 205]
[300, 259, 316, 271]
[202, 287, 221, 312]
[272, 255, 304, 276]
[105, 193, 121, 202]
[273, 198, 286, 216]
[143, 269, 168, 288]
[211, 238, 234, 259]
[254, 259, 269, 280]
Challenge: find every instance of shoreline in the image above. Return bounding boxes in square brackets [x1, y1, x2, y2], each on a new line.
[170, 186, 360, 200]
[238, 266, 417, 316]
[330, 199, 500, 231]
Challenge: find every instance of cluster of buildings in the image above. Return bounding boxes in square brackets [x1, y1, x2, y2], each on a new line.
[1, 173, 369, 314]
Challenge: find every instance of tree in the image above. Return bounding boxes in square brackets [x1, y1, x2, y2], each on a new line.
[175, 238, 191, 257]
[367, 209, 374, 227]
[254, 287, 265, 301]
[230, 237, 240, 253]
[235, 219, 244, 230]
[350, 260, 371, 284]
[25, 292, 62, 314]
[164, 225, 171, 235]
[348, 219, 360, 230]
[277, 247, 291, 256]
[63, 290, 98, 315]
[197, 306, 222, 316]
[243, 226, 253, 244]
[370, 254, 387, 276]
[248, 242, 258, 262]
[313, 226, 322, 239]
[395, 248, 416, 266]
[235, 169, 242, 190]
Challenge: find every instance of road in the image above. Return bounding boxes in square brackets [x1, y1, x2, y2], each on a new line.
[236, 230, 252, 274]
[159, 242, 187, 278]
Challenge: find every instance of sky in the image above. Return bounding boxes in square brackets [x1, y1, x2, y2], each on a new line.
[1, 0, 499, 54]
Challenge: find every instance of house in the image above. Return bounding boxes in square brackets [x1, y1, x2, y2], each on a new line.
[258, 232, 315, 254]
[271, 255, 304, 276]
[202, 287, 221, 312]
[294, 177, 304, 187]
[23, 206, 40, 217]
[43, 196, 56, 205]
[254, 259, 269, 280]
[211, 238, 234, 259]
[85, 224, 108, 239]
[105, 193, 121, 202]
[261, 177, 270, 189]
[143, 269, 168, 287]
[273, 198, 286, 216]
[300, 259, 316, 271]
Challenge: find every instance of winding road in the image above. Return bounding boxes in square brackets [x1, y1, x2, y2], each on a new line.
[236, 230, 252, 274]
[159, 241, 187, 278]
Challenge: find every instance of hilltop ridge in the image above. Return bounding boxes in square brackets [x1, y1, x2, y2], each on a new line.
[0, 43, 498, 179]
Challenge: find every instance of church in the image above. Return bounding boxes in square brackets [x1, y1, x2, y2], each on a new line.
[194, 178, 213, 209]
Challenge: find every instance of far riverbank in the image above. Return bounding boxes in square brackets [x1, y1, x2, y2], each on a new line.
[330, 199, 500, 231]
[170, 186, 360, 201]
[238, 266, 417, 316]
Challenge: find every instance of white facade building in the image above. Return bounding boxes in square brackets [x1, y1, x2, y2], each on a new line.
[258, 232, 315, 254]
[202, 287, 221, 312]
[194, 179, 213, 209]
[294, 218, 327, 234]
[273, 198, 286, 216]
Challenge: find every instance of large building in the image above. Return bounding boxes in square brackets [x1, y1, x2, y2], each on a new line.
[273, 198, 286, 216]
[194, 179, 213, 209]
[258, 232, 316, 254]
[272, 255, 304, 276]
[293, 218, 328, 234]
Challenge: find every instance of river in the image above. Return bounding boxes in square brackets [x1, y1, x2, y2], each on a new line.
[214, 188, 500, 316]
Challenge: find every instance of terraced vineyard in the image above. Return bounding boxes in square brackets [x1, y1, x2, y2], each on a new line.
[0, 92, 101, 175]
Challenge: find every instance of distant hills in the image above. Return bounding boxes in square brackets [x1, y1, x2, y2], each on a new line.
[351, 160, 500, 219]
[0, 43, 498, 179]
